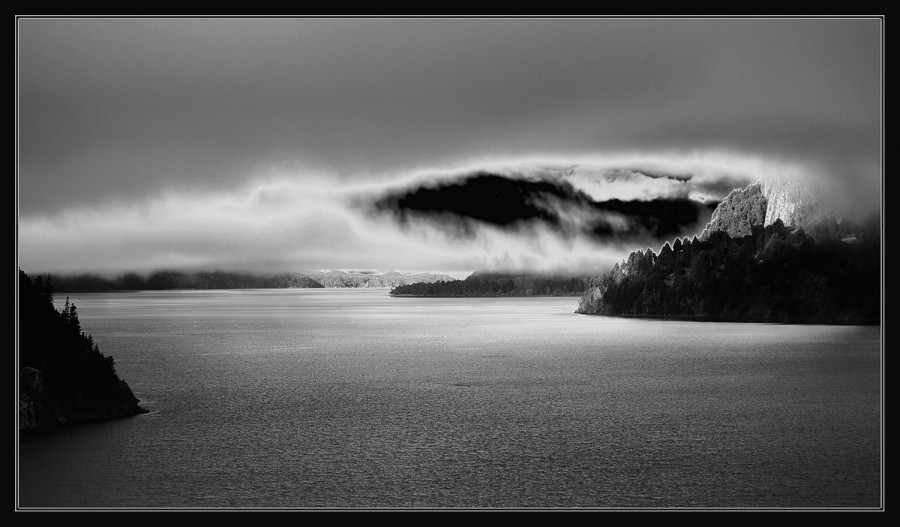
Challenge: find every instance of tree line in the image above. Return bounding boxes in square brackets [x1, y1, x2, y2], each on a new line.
[46, 271, 326, 292]
[391, 272, 591, 297]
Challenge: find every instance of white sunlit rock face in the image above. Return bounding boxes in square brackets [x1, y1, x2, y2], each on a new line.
[760, 180, 831, 230]
[698, 183, 767, 241]
[698, 178, 835, 242]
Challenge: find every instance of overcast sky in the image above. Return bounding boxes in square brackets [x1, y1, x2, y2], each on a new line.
[17, 17, 882, 276]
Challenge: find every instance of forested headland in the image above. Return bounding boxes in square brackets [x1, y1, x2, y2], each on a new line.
[18, 270, 147, 430]
[576, 217, 880, 324]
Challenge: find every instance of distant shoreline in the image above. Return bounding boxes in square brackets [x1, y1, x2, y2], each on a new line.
[389, 293, 583, 298]
[576, 312, 880, 326]
[54, 286, 396, 293]
[36, 269, 460, 293]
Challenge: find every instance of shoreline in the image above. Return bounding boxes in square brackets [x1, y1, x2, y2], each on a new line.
[389, 293, 583, 298]
[574, 311, 881, 326]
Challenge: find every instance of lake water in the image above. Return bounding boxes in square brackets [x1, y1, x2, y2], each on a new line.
[17, 289, 882, 509]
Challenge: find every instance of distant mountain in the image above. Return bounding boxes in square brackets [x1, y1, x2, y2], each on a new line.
[390, 272, 590, 297]
[19, 270, 147, 430]
[307, 270, 459, 288]
[47, 270, 460, 292]
[577, 183, 880, 324]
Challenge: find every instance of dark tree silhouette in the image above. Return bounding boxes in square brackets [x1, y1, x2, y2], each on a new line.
[577, 218, 880, 324]
[19, 270, 147, 429]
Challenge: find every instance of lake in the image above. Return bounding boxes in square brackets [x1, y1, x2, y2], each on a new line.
[17, 289, 882, 509]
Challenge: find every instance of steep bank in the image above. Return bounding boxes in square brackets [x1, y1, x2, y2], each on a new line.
[698, 181, 851, 242]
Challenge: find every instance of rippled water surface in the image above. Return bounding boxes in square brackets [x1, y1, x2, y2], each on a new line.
[18, 289, 882, 508]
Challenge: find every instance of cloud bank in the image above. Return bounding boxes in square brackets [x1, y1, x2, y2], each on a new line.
[19, 149, 872, 277]
[17, 19, 879, 277]
[17, 18, 880, 218]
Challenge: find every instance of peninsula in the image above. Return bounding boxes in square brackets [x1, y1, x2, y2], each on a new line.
[576, 183, 880, 324]
[19, 270, 148, 430]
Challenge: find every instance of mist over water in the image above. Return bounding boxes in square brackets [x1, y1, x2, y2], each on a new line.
[18, 289, 881, 508]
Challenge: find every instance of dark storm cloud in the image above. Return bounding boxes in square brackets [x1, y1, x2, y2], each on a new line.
[368, 172, 714, 242]
[17, 18, 881, 218]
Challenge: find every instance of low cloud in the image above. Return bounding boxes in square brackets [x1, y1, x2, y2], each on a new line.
[18, 149, 874, 277]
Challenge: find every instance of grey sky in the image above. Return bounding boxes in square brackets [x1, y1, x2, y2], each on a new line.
[16, 17, 882, 274]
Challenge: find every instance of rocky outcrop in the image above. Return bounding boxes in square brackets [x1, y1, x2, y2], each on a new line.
[760, 180, 826, 229]
[699, 183, 767, 241]
[698, 180, 835, 242]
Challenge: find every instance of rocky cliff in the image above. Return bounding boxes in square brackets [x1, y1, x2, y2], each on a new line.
[760, 180, 820, 228]
[698, 183, 767, 240]
[699, 180, 836, 242]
